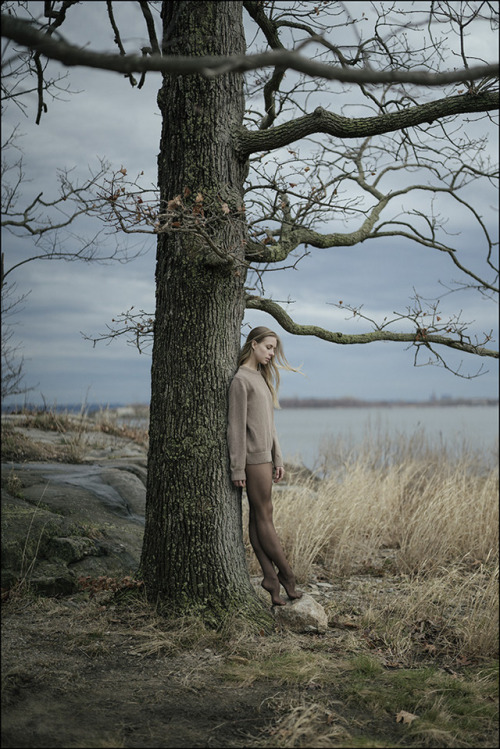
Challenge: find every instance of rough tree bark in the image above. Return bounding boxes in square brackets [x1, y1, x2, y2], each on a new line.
[139, 1, 262, 621]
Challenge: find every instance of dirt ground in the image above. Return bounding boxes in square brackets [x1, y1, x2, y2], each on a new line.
[1, 587, 373, 749]
[2, 612, 272, 748]
[3, 585, 499, 749]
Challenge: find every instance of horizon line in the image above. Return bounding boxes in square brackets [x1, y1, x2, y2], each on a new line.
[2, 395, 498, 413]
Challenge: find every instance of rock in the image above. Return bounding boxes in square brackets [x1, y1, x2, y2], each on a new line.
[273, 594, 328, 633]
[46, 536, 105, 564]
[250, 577, 328, 633]
[27, 569, 77, 596]
[1, 461, 146, 595]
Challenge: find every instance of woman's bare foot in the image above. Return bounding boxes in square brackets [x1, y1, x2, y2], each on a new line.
[261, 578, 286, 606]
[278, 573, 303, 600]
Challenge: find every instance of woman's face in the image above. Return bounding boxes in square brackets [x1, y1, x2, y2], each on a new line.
[252, 336, 278, 366]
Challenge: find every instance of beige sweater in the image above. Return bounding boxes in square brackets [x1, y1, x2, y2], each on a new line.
[227, 366, 283, 481]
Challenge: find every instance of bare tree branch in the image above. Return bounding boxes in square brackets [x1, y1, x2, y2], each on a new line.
[236, 93, 498, 157]
[1, 269, 34, 398]
[245, 295, 498, 360]
[31, 1, 80, 123]
[82, 306, 154, 354]
[105, 0, 138, 88]
[1, 12, 498, 85]
[1, 150, 148, 283]
[243, 0, 287, 130]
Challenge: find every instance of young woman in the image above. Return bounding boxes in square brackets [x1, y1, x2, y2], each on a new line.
[227, 326, 302, 606]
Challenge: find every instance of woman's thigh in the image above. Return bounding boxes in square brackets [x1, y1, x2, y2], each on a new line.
[245, 463, 273, 510]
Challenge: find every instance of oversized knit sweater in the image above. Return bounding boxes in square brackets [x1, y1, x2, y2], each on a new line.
[227, 366, 284, 481]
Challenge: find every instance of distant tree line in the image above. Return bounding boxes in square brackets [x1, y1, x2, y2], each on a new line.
[279, 397, 499, 408]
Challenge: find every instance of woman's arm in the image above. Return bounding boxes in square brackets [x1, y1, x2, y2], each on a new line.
[227, 376, 247, 483]
[271, 422, 284, 477]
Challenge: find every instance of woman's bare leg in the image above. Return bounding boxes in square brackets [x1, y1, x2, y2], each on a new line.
[246, 463, 302, 601]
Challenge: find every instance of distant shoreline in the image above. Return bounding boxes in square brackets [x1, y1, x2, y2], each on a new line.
[1, 397, 498, 415]
[279, 397, 499, 409]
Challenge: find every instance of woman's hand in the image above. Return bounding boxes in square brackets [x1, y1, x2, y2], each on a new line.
[274, 466, 285, 483]
[233, 479, 246, 488]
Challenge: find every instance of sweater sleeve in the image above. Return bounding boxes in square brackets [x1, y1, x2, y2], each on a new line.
[271, 422, 284, 469]
[227, 376, 247, 481]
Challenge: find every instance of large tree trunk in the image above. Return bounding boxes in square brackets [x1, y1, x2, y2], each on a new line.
[140, 1, 263, 621]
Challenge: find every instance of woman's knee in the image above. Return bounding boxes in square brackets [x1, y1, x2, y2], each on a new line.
[248, 498, 273, 522]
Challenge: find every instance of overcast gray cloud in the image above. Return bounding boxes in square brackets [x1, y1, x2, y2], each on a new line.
[2, 1, 498, 408]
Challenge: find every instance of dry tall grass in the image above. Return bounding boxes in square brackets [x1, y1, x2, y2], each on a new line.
[242, 431, 499, 659]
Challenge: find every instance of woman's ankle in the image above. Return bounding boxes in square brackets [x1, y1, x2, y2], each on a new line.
[261, 577, 286, 606]
[277, 572, 303, 599]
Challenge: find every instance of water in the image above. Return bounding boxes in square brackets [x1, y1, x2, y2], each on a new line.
[114, 403, 498, 470]
[274, 405, 499, 469]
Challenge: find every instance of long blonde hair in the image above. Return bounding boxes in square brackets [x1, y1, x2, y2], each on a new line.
[238, 326, 298, 407]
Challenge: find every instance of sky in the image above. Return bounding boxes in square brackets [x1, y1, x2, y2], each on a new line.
[1, 1, 498, 408]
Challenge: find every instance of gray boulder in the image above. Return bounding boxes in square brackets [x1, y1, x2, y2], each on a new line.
[273, 593, 328, 633]
[251, 576, 328, 633]
[1, 461, 146, 596]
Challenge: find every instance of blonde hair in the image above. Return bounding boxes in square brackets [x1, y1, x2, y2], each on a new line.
[238, 326, 298, 407]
